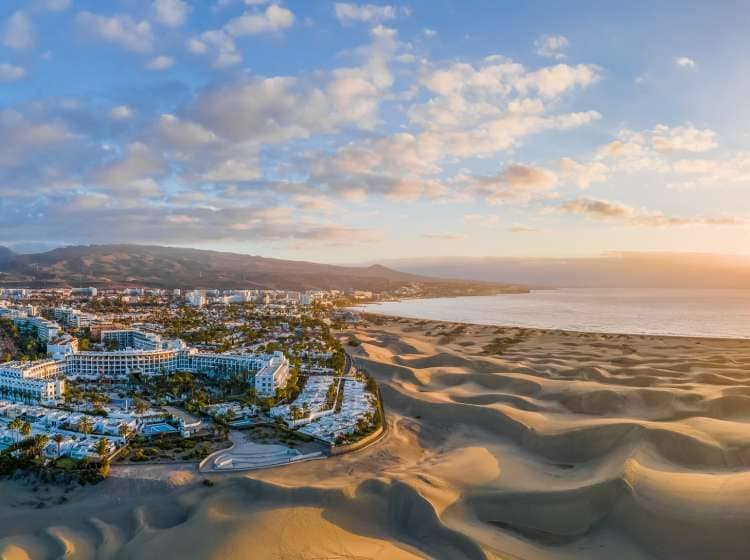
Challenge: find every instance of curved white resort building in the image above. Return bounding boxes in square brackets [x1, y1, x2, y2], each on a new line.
[0, 328, 289, 403]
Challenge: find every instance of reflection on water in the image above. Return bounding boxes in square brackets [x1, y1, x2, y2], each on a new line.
[355, 288, 750, 339]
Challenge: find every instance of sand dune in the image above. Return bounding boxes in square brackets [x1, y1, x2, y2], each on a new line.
[2, 316, 750, 558]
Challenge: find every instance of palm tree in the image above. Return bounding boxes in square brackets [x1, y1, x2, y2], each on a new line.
[95, 437, 110, 460]
[53, 433, 65, 458]
[8, 417, 21, 443]
[117, 423, 131, 441]
[32, 434, 49, 458]
[134, 398, 148, 415]
[20, 420, 32, 441]
[95, 437, 112, 478]
[78, 416, 93, 436]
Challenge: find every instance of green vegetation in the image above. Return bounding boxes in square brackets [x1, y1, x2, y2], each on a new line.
[0, 437, 107, 485]
[0, 318, 46, 362]
[481, 330, 530, 355]
[119, 433, 225, 463]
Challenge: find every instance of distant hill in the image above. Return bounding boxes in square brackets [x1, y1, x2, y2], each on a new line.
[379, 253, 750, 289]
[0, 244, 520, 293]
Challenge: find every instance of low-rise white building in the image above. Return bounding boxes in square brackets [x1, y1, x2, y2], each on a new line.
[0, 360, 66, 402]
[254, 351, 290, 397]
[12, 316, 61, 342]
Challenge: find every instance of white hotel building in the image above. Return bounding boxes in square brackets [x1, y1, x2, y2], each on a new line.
[0, 360, 66, 402]
[0, 327, 290, 401]
[12, 316, 61, 342]
[67, 329, 289, 396]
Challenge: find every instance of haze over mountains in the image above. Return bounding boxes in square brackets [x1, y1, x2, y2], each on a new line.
[380, 253, 750, 289]
[0, 244, 513, 293]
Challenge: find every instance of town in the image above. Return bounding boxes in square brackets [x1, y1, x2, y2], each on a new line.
[0, 286, 380, 481]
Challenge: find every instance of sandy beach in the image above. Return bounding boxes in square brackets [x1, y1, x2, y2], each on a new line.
[3, 315, 750, 559]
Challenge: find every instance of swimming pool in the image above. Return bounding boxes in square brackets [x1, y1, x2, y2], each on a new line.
[141, 423, 178, 435]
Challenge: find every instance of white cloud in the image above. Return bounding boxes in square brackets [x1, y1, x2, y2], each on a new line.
[186, 37, 208, 54]
[514, 63, 599, 98]
[597, 124, 718, 172]
[92, 142, 164, 197]
[154, 0, 191, 27]
[459, 164, 559, 204]
[190, 3, 293, 67]
[560, 197, 742, 227]
[3, 11, 34, 51]
[187, 29, 241, 67]
[225, 4, 294, 36]
[671, 152, 750, 184]
[649, 124, 717, 153]
[110, 105, 134, 120]
[674, 56, 696, 68]
[534, 34, 569, 59]
[334, 3, 410, 25]
[76, 12, 154, 53]
[558, 157, 608, 188]
[145, 55, 175, 70]
[0, 109, 75, 169]
[0, 63, 25, 82]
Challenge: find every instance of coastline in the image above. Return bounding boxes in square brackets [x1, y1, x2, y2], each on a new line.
[350, 287, 750, 341]
[355, 310, 750, 343]
[3, 314, 750, 558]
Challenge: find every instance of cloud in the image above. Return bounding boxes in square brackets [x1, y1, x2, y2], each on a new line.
[0, 200, 381, 248]
[597, 139, 644, 158]
[91, 142, 164, 197]
[674, 56, 696, 68]
[0, 109, 75, 169]
[596, 123, 718, 177]
[3, 11, 34, 51]
[560, 197, 743, 227]
[153, 0, 191, 27]
[187, 30, 241, 68]
[309, 50, 600, 204]
[145, 55, 175, 70]
[460, 163, 558, 204]
[334, 3, 409, 25]
[188, 4, 294, 67]
[649, 124, 717, 153]
[514, 63, 599, 98]
[76, 12, 154, 53]
[225, 4, 294, 35]
[410, 58, 600, 134]
[509, 226, 538, 233]
[0, 63, 25, 82]
[534, 34, 569, 59]
[110, 105, 134, 120]
[671, 152, 750, 184]
[558, 157, 608, 188]
[561, 197, 632, 219]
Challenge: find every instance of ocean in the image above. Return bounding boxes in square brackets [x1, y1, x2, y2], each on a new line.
[354, 288, 750, 339]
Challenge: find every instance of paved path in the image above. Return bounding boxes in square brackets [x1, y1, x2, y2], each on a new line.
[199, 431, 323, 473]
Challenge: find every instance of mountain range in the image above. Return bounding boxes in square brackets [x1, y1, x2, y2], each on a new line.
[0, 244, 518, 293]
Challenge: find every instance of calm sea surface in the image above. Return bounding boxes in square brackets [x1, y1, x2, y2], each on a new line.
[354, 289, 750, 339]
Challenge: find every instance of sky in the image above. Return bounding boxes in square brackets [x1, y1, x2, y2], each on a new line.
[1, 0, 749, 263]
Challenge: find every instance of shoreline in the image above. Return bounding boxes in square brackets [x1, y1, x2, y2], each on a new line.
[355, 310, 750, 343]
